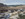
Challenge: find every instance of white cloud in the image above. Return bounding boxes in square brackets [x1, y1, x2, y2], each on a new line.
[0, 0, 6, 3]
[0, 0, 5, 1]
[3, 2, 25, 5]
[0, 0, 25, 5]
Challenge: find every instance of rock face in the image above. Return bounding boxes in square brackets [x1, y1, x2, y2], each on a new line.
[0, 7, 8, 13]
[0, 3, 4, 7]
[0, 3, 8, 13]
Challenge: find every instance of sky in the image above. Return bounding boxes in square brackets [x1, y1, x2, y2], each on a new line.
[0, 0, 25, 5]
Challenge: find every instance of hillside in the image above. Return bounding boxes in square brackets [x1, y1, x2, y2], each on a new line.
[0, 3, 25, 13]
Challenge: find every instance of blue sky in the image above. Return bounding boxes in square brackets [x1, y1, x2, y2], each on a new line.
[0, 0, 25, 5]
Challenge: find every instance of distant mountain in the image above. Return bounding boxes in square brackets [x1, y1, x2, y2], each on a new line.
[7, 5, 23, 7]
[0, 3, 4, 7]
[0, 3, 7, 7]
[0, 3, 24, 7]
